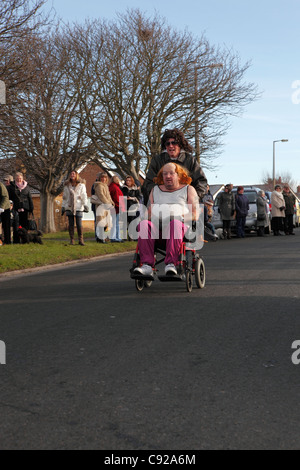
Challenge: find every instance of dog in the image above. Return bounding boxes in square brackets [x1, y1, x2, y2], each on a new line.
[17, 226, 43, 245]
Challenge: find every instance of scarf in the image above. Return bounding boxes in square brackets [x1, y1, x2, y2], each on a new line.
[16, 180, 27, 190]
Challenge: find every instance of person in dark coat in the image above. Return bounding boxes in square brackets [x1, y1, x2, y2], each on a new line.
[122, 175, 141, 240]
[282, 185, 296, 235]
[218, 184, 235, 239]
[8, 172, 34, 242]
[235, 186, 249, 238]
[0, 182, 11, 244]
[142, 128, 207, 205]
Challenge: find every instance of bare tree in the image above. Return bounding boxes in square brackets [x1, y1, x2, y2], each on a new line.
[68, 9, 258, 179]
[0, 0, 50, 86]
[261, 171, 298, 192]
[0, 30, 93, 232]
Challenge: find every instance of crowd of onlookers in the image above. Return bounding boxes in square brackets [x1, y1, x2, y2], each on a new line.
[1, 170, 298, 247]
[0, 128, 297, 248]
[203, 183, 297, 240]
[0, 173, 34, 245]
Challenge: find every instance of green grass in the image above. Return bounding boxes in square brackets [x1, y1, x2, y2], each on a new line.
[0, 234, 136, 273]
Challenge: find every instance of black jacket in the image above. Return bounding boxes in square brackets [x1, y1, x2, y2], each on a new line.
[142, 151, 207, 205]
[8, 182, 34, 213]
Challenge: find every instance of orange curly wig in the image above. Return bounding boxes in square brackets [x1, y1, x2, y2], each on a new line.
[154, 163, 192, 185]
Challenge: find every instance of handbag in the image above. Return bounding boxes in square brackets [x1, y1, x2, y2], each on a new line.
[28, 213, 37, 231]
[90, 194, 102, 205]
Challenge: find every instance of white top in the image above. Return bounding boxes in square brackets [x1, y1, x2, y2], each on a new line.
[151, 185, 189, 225]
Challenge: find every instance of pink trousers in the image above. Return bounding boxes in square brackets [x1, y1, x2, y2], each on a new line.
[138, 219, 187, 266]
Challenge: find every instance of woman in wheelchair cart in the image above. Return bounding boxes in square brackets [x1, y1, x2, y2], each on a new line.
[132, 162, 202, 283]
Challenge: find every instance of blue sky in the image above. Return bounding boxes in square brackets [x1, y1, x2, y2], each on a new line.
[47, 0, 300, 188]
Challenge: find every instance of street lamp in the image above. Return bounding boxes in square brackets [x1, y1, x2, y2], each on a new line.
[272, 139, 288, 188]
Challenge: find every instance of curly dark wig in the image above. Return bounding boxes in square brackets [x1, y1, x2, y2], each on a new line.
[161, 128, 193, 153]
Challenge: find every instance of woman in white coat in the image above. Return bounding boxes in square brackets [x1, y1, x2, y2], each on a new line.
[62, 171, 89, 245]
[271, 185, 286, 236]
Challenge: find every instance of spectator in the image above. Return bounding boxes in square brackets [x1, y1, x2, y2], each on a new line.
[256, 190, 269, 237]
[203, 184, 214, 223]
[122, 175, 142, 240]
[3, 175, 13, 187]
[271, 184, 285, 236]
[62, 170, 89, 245]
[142, 128, 207, 205]
[235, 186, 249, 238]
[109, 176, 125, 242]
[0, 182, 11, 244]
[218, 184, 235, 239]
[204, 202, 218, 241]
[93, 172, 114, 243]
[282, 185, 296, 235]
[203, 184, 214, 204]
[90, 172, 100, 239]
[9, 172, 34, 241]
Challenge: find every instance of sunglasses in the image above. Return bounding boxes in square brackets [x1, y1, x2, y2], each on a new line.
[165, 140, 179, 147]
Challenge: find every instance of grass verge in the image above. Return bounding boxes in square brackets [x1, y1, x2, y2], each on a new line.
[0, 232, 136, 273]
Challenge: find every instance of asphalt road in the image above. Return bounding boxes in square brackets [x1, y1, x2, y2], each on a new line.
[0, 230, 300, 450]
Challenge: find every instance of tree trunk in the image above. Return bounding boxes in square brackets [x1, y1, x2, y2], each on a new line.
[40, 192, 56, 233]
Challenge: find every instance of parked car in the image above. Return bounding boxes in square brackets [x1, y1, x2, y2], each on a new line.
[212, 186, 272, 234]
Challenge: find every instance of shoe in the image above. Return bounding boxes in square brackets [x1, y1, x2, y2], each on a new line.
[134, 264, 153, 277]
[165, 263, 177, 275]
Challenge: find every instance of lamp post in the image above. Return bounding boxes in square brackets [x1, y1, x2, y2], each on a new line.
[272, 139, 288, 188]
[194, 63, 223, 164]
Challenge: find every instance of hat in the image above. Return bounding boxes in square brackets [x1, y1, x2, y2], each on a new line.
[4, 175, 13, 182]
[237, 186, 244, 192]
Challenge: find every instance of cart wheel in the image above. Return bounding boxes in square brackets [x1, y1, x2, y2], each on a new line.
[195, 257, 205, 288]
[135, 279, 144, 292]
[186, 270, 193, 292]
[144, 280, 152, 288]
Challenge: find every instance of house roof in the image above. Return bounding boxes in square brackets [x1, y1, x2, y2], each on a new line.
[208, 184, 225, 197]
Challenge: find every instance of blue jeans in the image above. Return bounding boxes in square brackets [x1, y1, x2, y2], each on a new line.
[236, 216, 246, 237]
[110, 212, 122, 241]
